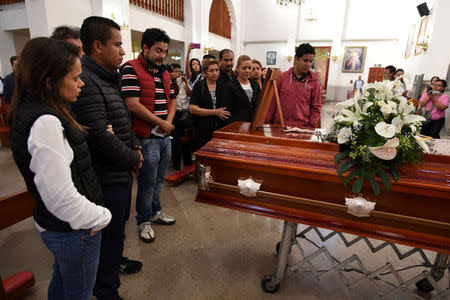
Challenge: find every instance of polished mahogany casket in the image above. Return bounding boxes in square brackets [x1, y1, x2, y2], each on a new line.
[194, 122, 450, 254]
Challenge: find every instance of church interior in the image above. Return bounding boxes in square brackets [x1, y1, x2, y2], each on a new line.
[0, 0, 449, 299]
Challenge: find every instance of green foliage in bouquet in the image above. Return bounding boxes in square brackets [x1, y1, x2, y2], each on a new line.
[326, 78, 429, 195]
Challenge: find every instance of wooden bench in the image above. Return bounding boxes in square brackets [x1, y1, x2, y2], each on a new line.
[0, 191, 36, 299]
[0, 96, 10, 147]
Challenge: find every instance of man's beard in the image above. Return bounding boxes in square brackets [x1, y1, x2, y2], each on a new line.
[145, 55, 163, 69]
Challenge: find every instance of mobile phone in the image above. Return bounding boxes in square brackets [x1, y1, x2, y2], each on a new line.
[192, 43, 201, 49]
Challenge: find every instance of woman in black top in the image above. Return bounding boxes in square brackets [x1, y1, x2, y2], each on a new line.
[189, 59, 230, 151]
[222, 55, 261, 124]
[9, 37, 111, 300]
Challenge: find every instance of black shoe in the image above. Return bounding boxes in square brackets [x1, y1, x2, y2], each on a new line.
[119, 257, 143, 274]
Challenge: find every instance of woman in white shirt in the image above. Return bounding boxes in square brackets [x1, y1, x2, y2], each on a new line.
[9, 37, 111, 300]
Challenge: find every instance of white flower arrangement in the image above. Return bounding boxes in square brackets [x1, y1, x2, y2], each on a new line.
[327, 76, 427, 195]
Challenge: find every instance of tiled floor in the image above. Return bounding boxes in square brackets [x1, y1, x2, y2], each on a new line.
[1, 102, 448, 300]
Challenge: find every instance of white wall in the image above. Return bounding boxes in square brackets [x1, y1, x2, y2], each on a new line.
[241, 0, 448, 101]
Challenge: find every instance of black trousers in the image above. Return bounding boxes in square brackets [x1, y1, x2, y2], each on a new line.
[172, 110, 193, 169]
[421, 118, 445, 139]
[93, 177, 133, 299]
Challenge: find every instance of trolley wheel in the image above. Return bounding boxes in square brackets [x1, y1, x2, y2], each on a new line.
[275, 241, 292, 255]
[261, 275, 280, 293]
[415, 278, 434, 292]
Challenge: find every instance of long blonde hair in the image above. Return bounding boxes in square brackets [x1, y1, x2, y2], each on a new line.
[234, 55, 252, 77]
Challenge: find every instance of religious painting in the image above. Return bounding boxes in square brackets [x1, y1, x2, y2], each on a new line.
[342, 46, 366, 73]
[404, 24, 416, 59]
[266, 51, 276, 65]
[415, 16, 429, 56]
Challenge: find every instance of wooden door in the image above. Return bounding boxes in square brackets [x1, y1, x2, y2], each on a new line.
[368, 67, 385, 83]
[312, 46, 331, 92]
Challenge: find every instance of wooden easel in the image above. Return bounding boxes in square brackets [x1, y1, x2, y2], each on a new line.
[250, 68, 285, 132]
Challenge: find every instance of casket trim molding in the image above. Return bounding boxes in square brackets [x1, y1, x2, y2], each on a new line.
[205, 181, 450, 231]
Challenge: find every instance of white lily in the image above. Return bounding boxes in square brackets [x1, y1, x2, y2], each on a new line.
[404, 114, 426, 124]
[391, 116, 404, 134]
[336, 108, 362, 123]
[410, 124, 417, 134]
[337, 127, 353, 144]
[375, 122, 396, 138]
[368, 138, 400, 160]
[362, 102, 373, 113]
[336, 99, 354, 108]
[414, 135, 429, 153]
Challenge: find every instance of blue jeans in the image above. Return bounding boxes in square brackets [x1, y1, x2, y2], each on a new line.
[136, 136, 171, 225]
[40, 229, 101, 300]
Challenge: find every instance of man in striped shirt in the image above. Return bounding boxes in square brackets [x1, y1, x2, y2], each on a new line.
[120, 28, 176, 243]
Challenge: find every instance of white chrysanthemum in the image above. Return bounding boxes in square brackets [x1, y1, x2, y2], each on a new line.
[380, 104, 395, 117]
[375, 122, 396, 138]
[337, 127, 353, 144]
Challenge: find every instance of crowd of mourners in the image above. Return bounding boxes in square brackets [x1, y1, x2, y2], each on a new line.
[2, 14, 447, 300]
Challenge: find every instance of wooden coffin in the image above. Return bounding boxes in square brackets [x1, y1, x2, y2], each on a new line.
[194, 122, 450, 254]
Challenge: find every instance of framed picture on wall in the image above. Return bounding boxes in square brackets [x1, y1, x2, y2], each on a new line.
[266, 51, 276, 65]
[404, 24, 416, 59]
[415, 16, 429, 56]
[342, 46, 367, 73]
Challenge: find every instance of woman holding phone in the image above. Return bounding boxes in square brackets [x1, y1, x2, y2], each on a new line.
[9, 37, 111, 300]
[419, 79, 449, 138]
[185, 42, 202, 87]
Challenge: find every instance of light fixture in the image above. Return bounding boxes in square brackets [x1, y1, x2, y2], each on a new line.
[202, 41, 213, 54]
[416, 35, 430, 53]
[304, 7, 317, 23]
[331, 55, 338, 62]
[276, 0, 304, 6]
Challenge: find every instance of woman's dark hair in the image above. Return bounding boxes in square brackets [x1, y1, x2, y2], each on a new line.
[436, 79, 447, 89]
[295, 43, 315, 59]
[8, 37, 85, 131]
[141, 28, 170, 51]
[80, 16, 120, 55]
[431, 76, 439, 83]
[189, 58, 201, 82]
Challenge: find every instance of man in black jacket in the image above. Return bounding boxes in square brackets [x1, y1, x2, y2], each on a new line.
[217, 49, 235, 89]
[72, 16, 143, 300]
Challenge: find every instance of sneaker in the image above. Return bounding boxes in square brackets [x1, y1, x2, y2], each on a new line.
[151, 210, 176, 225]
[119, 257, 143, 274]
[138, 222, 155, 242]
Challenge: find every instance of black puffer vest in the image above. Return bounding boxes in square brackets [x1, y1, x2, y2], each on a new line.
[10, 96, 103, 232]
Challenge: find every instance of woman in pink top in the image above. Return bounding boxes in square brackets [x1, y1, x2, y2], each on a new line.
[419, 79, 449, 138]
